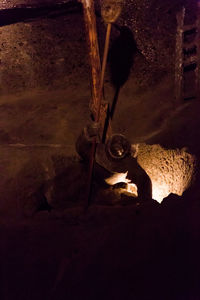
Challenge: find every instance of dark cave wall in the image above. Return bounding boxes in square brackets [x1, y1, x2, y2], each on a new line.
[0, 12, 88, 94]
[0, 0, 197, 94]
[0, 0, 199, 217]
[0, 0, 65, 9]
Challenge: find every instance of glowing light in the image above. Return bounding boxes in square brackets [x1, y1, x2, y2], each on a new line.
[151, 183, 171, 203]
[126, 183, 138, 195]
[136, 143, 196, 203]
[105, 144, 196, 203]
[105, 171, 130, 185]
[105, 171, 138, 197]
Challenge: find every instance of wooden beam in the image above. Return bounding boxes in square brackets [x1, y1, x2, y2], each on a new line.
[80, 0, 102, 121]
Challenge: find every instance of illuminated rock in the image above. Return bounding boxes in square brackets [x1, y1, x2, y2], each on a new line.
[136, 143, 196, 202]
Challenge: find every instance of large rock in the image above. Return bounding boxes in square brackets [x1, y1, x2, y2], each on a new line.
[136, 143, 196, 202]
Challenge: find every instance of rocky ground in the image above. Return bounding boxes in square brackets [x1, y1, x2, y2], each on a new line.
[0, 189, 200, 300]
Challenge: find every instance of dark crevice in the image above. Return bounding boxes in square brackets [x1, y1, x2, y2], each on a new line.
[184, 96, 196, 101]
[183, 45, 197, 57]
[183, 28, 197, 44]
[183, 27, 197, 37]
[183, 62, 197, 72]
[0, 2, 82, 27]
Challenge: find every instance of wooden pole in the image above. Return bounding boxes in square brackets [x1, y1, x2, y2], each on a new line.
[81, 0, 102, 120]
[81, 0, 103, 206]
[81, 0, 122, 205]
[98, 22, 112, 119]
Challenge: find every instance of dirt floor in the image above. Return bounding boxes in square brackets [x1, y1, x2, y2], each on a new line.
[0, 194, 200, 300]
[0, 2, 200, 299]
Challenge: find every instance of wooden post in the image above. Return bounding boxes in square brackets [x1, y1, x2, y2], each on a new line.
[80, 0, 102, 120]
[175, 7, 185, 102]
[196, 1, 200, 96]
[81, 0, 105, 205]
[81, 0, 123, 205]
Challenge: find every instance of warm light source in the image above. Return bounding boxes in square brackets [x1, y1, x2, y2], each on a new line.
[136, 143, 196, 203]
[151, 184, 171, 203]
[104, 144, 196, 203]
[105, 171, 138, 197]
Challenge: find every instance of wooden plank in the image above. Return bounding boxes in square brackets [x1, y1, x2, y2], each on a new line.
[196, 1, 200, 97]
[175, 7, 185, 101]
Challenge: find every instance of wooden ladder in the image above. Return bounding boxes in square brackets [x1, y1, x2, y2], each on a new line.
[175, 3, 200, 101]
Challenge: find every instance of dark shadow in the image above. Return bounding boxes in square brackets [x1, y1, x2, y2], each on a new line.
[102, 26, 137, 141]
[109, 26, 137, 120]
[34, 186, 52, 212]
[109, 26, 137, 90]
[110, 85, 120, 120]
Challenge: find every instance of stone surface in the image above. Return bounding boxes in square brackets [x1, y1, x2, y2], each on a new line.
[0, 12, 87, 94]
[0, 1, 199, 216]
[137, 143, 196, 202]
[0, 0, 72, 9]
[0, 0, 197, 94]
[0, 3, 199, 298]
